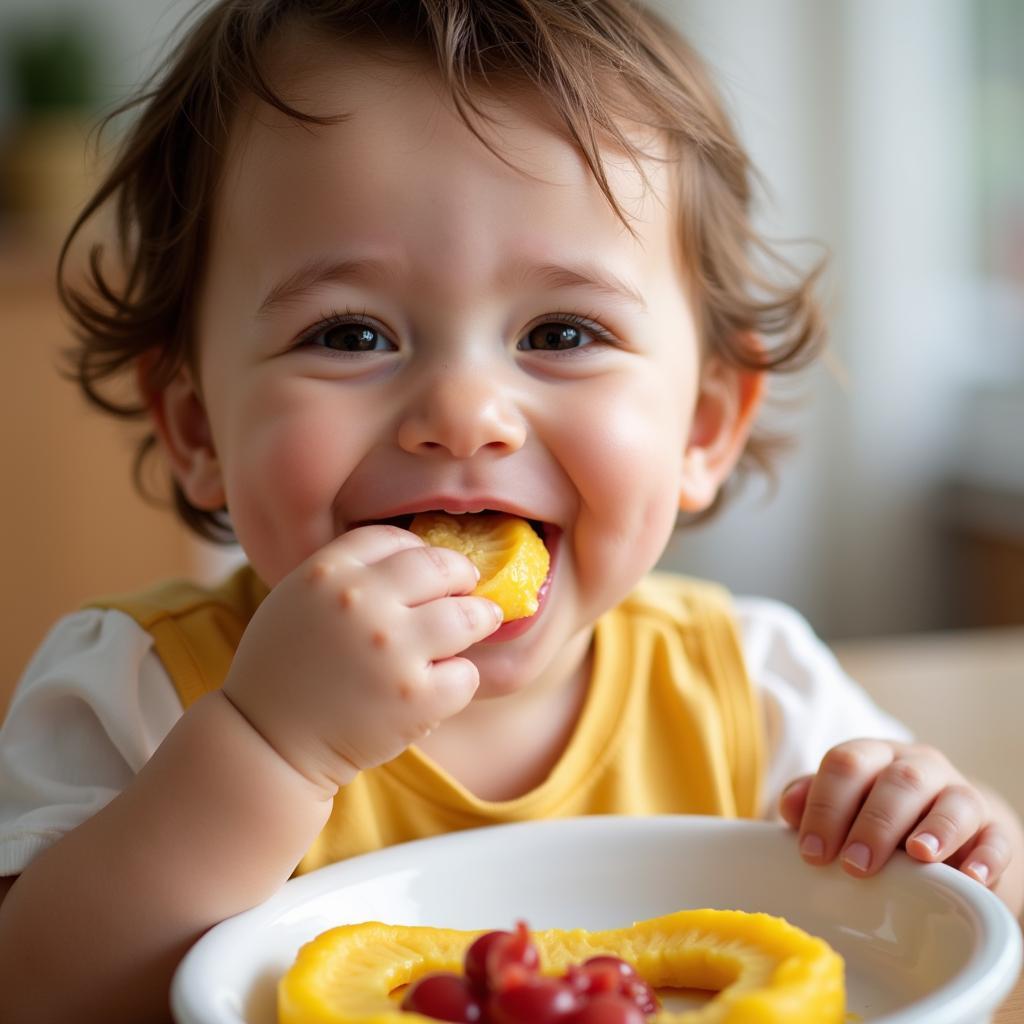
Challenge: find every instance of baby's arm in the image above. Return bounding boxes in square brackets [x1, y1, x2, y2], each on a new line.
[779, 740, 1024, 915]
[0, 689, 332, 1022]
[0, 525, 500, 1022]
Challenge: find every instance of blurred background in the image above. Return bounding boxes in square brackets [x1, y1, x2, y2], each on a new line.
[1, 1, 1021, 801]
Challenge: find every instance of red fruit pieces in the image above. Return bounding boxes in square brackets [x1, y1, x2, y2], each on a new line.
[620, 977, 658, 1015]
[402, 923, 656, 1023]
[486, 921, 541, 992]
[465, 922, 540, 995]
[464, 931, 509, 993]
[567, 956, 657, 1015]
[564, 993, 648, 1024]
[402, 973, 484, 1022]
[489, 977, 581, 1024]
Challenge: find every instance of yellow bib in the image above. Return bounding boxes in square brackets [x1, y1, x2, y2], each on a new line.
[92, 567, 763, 874]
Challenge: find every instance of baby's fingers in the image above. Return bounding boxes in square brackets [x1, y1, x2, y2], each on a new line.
[948, 822, 1013, 889]
[796, 740, 897, 865]
[415, 595, 504, 659]
[905, 784, 988, 866]
[840, 752, 964, 877]
[778, 775, 813, 830]
[420, 656, 482, 725]
[375, 542, 481, 605]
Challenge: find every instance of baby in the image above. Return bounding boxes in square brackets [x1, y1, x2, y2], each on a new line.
[0, 1, 1020, 1020]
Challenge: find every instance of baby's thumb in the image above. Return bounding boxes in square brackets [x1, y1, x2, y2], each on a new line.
[779, 774, 813, 829]
[426, 656, 481, 723]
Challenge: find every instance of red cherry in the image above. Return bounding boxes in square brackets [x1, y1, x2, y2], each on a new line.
[485, 921, 541, 993]
[582, 957, 637, 979]
[488, 976, 582, 1024]
[401, 972, 484, 1022]
[621, 977, 659, 1015]
[465, 930, 510, 993]
[565, 956, 656, 1014]
[565, 962, 619, 997]
[564, 992, 648, 1024]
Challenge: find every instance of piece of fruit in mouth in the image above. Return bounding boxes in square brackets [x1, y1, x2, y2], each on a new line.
[408, 512, 550, 621]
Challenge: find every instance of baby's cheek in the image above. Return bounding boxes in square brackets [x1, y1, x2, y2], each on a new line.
[223, 402, 350, 584]
[560, 400, 682, 592]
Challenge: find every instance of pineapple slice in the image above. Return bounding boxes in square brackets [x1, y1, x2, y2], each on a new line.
[409, 513, 550, 621]
[278, 909, 845, 1024]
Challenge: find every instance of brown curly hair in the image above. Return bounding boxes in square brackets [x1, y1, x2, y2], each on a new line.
[58, 0, 826, 544]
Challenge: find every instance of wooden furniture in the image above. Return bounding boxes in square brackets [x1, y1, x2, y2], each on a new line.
[998, 971, 1024, 1023]
[943, 481, 1024, 628]
[834, 626, 1024, 821]
[0, 228, 203, 711]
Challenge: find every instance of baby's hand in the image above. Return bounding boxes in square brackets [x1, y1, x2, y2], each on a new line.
[780, 739, 1010, 890]
[221, 525, 503, 794]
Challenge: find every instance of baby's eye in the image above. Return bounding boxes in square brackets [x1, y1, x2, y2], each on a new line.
[300, 317, 396, 353]
[517, 318, 605, 352]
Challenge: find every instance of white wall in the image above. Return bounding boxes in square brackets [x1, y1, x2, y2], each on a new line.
[652, 0, 1004, 639]
[650, 0, 841, 630]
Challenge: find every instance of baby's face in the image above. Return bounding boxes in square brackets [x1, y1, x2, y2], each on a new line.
[192, 34, 704, 695]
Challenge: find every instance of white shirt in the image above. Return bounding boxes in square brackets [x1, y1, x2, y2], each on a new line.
[0, 597, 912, 876]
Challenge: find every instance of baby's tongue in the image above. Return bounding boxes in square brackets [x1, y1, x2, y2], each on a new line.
[408, 512, 550, 621]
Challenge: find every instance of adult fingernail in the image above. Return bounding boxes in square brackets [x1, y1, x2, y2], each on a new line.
[800, 833, 824, 859]
[966, 862, 990, 885]
[910, 832, 940, 856]
[843, 842, 872, 873]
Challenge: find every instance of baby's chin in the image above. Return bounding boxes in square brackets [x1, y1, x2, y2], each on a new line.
[460, 645, 541, 702]
[462, 628, 589, 704]
[466, 662, 533, 702]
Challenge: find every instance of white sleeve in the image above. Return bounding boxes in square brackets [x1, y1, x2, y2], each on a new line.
[733, 597, 914, 821]
[0, 610, 182, 875]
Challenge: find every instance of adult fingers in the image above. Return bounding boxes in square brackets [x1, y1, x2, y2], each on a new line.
[797, 739, 898, 865]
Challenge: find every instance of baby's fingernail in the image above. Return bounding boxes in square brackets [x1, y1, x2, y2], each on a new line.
[800, 833, 824, 859]
[842, 842, 872, 873]
[910, 832, 940, 856]
[965, 861, 990, 885]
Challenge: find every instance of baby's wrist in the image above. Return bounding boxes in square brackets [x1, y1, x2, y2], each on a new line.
[213, 688, 357, 800]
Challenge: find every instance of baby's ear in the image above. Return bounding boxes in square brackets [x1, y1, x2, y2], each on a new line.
[678, 347, 764, 513]
[144, 361, 226, 511]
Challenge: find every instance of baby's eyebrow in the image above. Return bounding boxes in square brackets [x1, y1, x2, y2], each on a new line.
[254, 254, 647, 319]
[499, 259, 648, 313]
[255, 256, 390, 320]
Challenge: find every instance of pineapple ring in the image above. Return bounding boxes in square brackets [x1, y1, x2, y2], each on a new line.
[278, 909, 845, 1024]
[409, 513, 550, 621]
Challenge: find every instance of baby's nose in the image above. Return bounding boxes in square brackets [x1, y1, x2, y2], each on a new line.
[396, 369, 526, 459]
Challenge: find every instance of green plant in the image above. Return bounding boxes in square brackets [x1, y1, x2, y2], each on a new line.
[8, 19, 99, 114]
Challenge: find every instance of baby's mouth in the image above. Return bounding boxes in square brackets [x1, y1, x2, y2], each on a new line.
[376, 509, 548, 544]
[356, 512, 562, 617]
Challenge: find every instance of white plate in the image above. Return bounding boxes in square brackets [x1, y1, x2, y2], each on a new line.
[171, 816, 1021, 1024]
